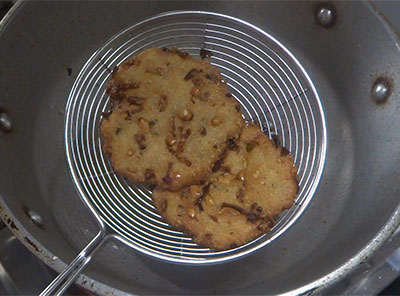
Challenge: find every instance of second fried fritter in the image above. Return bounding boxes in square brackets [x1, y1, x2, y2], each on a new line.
[152, 125, 298, 250]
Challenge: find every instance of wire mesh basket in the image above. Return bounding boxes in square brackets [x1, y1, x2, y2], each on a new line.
[65, 11, 327, 264]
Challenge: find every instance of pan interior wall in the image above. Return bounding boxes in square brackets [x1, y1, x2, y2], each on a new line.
[0, 1, 399, 294]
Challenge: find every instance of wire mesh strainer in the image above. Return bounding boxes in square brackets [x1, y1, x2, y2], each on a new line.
[42, 11, 326, 295]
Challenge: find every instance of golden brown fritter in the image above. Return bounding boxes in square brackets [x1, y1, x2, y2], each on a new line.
[101, 48, 244, 191]
[152, 125, 298, 250]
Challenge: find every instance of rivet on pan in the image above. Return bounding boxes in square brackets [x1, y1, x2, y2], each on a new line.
[372, 79, 391, 104]
[28, 210, 43, 227]
[0, 111, 12, 133]
[23, 206, 44, 229]
[315, 3, 337, 28]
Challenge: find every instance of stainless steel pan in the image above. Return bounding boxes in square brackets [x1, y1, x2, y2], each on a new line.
[0, 1, 400, 295]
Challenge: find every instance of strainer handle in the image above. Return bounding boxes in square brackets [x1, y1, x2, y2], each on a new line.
[39, 231, 106, 296]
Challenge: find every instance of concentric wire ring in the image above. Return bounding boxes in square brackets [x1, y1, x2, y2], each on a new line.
[65, 11, 327, 263]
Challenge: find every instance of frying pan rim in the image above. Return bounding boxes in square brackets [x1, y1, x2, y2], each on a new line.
[0, 1, 398, 295]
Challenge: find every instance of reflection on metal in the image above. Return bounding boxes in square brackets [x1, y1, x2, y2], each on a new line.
[24, 207, 44, 229]
[0, 228, 55, 294]
[315, 3, 337, 28]
[0, 262, 19, 295]
[0, 111, 12, 133]
[372, 78, 392, 104]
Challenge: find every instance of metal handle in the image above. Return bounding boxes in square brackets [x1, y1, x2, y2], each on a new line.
[40, 231, 107, 296]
